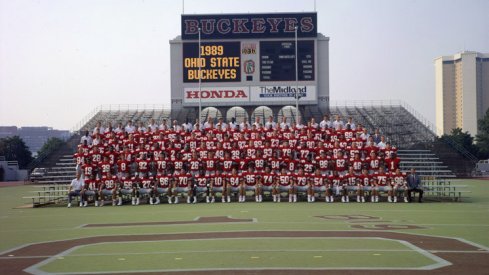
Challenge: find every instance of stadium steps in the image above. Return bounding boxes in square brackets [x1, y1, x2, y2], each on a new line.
[398, 149, 456, 178]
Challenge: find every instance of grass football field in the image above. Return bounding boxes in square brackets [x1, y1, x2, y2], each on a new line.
[0, 179, 488, 274]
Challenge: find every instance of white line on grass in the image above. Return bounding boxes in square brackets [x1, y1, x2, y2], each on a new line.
[23, 237, 451, 274]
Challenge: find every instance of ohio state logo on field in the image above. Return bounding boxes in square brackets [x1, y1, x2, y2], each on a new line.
[186, 89, 248, 99]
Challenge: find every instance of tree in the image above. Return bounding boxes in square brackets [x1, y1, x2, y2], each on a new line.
[0, 136, 33, 169]
[438, 128, 479, 157]
[37, 137, 65, 157]
[476, 108, 489, 159]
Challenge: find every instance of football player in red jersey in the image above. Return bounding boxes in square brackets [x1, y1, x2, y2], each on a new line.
[82, 158, 96, 180]
[156, 173, 172, 204]
[99, 156, 112, 177]
[373, 166, 389, 202]
[173, 169, 192, 204]
[220, 151, 235, 174]
[202, 151, 217, 176]
[99, 171, 118, 206]
[188, 151, 201, 177]
[241, 166, 257, 203]
[194, 171, 209, 203]
[136, 154, 150, 178]
[294, 168, 308, 203]
[366, 151, 381, 174]
[350, 152, 364, 175]
[262, 166, 276, 201]
[315, 151, 330, 175]
[251, 150, 266, 172]
[116, 154, 130, 178]
[81, 177, 99, 207]
[357, 168, 371, 203]
[333, 150, 349, 176]
[211, 170, 226, 203]
[327, 171, 344, 203]
[277, 167, 292, 203]
[389, 168, 408, 203]
[310, 169, 326, 202]
[137, 175, 156, 205]
[119, 176, 135, 205]
[73, 147, 86, 175]
[385, 152, 401, 172]
[345, 167, 360, 203]
[225, 168, 241, 203]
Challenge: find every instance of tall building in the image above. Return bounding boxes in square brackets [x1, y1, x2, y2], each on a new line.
[435, 51, 489, 136]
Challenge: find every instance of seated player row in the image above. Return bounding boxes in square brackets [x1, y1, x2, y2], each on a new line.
[69, 165, 409, 207]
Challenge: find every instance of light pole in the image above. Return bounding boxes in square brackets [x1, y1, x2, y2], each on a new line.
[198, 27, 202, 124]
[294, 25, 300, 125]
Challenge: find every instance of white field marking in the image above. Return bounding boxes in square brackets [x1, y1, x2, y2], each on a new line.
[6, 249, 489, 260]
[26, 266, 458, 275]
[396, 240, 451, 270]
[4, 229, 488, 259]
[24, 237, 448, 274]
[3, 221, 489, 234]
[382, 231, 489, 252]
[2, 228, 487, 256]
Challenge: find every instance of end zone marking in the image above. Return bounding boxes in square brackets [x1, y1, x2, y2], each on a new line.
[4, 231, 488, 274]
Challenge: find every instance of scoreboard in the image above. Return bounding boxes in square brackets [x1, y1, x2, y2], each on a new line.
[183, 42, 241, 83]
[260, 40, 315, 82]
[173, 12, 328, 107]
[183, 41, 315, 83]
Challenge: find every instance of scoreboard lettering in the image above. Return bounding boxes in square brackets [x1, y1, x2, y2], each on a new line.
[183, 42, 241, 83]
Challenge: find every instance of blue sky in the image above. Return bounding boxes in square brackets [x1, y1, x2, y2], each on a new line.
[0, 0, 488, 130]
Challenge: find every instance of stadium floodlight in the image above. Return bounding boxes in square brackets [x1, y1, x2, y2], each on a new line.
[295, 25, 300, 125]
[198, 26, 202, 124]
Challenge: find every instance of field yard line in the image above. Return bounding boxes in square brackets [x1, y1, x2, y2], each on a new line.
[396, 240, 451, 270]
[1, 248, 426, 259]
[27, 266, 453, 274]
[24, 246, 80, 275]
[3, 229, 489, 257]
[5, 250, 488, 260]
[389, 231, 489, 252]
[2, 222, 489, 234]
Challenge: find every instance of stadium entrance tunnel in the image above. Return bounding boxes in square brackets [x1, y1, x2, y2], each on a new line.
[251, 106, 274, 125]
[201, 107, 223, 122]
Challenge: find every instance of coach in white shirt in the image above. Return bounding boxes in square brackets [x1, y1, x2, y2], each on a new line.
[265, 116, 276, 129]
[377, 136, 387, 149]
[240, 117, 250, 130]
[125, 120, 136, 133]
[68, 173, 84, 208]
[346, 117, 356, 130]
[319, 115, 332, 129]
[216, 117, 227, 130]
[80, 131, 92, 145]
[148, 119, 158, 132]
[332, 115, 344, 130]
[280, 117, 290, 129]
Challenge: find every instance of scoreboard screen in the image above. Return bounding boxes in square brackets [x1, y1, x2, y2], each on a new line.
[183, 42, 241, 83]
[260, 40, 315, 82]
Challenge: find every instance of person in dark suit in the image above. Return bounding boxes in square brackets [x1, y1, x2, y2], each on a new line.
[406, 168, 423, 203]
